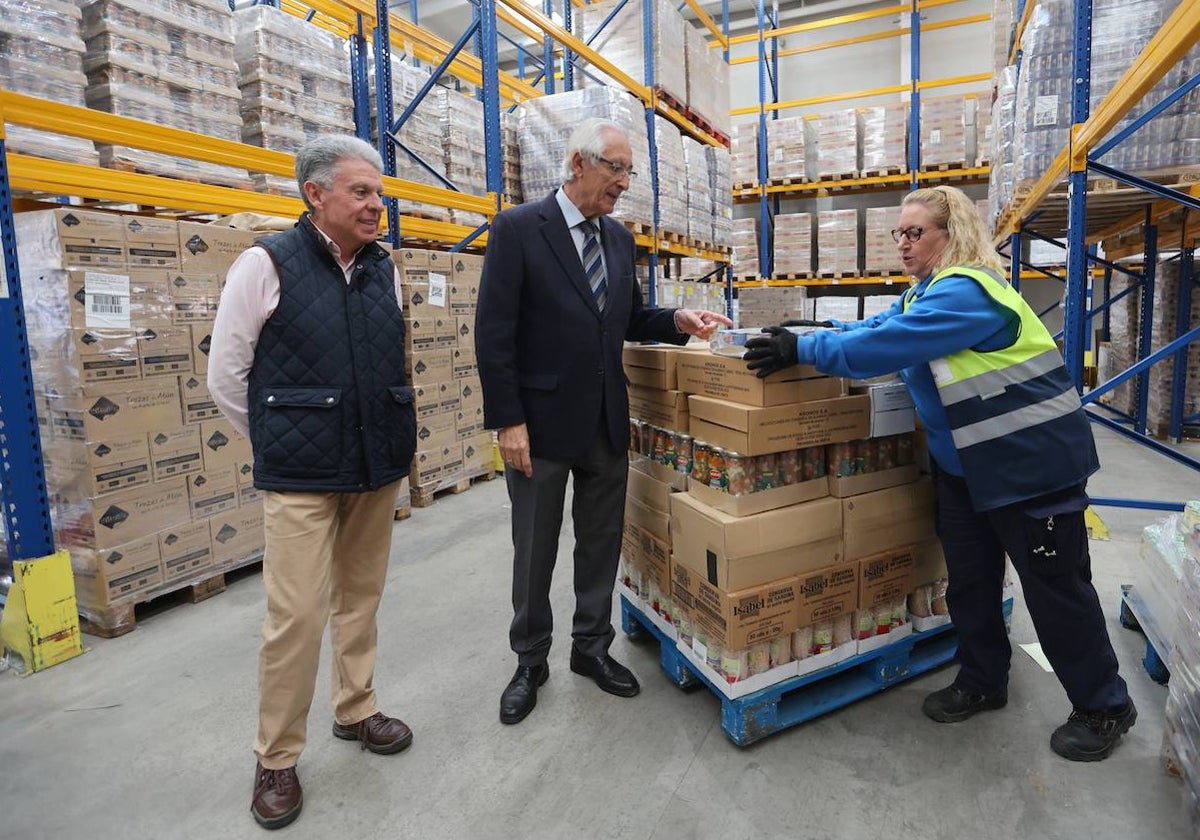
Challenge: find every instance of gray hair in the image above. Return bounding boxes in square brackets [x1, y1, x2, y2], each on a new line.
[561, 118, 628, 182]
[295, 135, 384, 210]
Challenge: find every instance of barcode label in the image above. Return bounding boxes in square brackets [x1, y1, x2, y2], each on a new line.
[85, 271, 131, 328]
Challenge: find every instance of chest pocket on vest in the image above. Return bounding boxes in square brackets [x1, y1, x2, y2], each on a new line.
[257, 386, 343, 477]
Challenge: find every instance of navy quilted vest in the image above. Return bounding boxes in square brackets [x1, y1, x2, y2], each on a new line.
[248, 215, 415, 492]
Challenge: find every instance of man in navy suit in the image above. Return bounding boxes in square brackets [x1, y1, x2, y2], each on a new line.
[476, 118, 731, 724]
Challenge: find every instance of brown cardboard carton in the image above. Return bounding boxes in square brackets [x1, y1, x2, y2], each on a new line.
[455, 405, 485, 440]
[625, 495, 670, 542]
[43, 432, 152, 497]
[60, 477, 190, 551]
[675, 354, 833, 406]
[15, 208, 127, 268]
[688, 394, 870, 456]
[190, 324, 212, 376]
[179, 374, 221, 425]
[81, 535, 162, 580]
[407, 349, 453, 384]
[858, 546, 918, 613]
[841, 479, 936, 560]
[121, 214, 177, 243]
[53, 328, 141, 386]
[177, 222, 261, 274]
[438, 380, 461, 415]
[626, 465, 677, 515]
[440, 442, 465, 479]
[187, 466, 239, 519]
[209, 502, 265, 567]
[627, 386, 689, 431]
[159, 520, 214, 582]
[126, 238, 181, 270]
[795, 562, 859, 626]
[48, 381, 182, 442]
[686, 474, 828, 517]
[827, 463, 920, 498]
[238, 484, 263, 506]
[72, 537, 164, 608]
[138, 326, 193, 378]
[622, 345, 703, 390]
[149, 425, 203, 482]
[911, 537, 947, 586]
[458, 376, 483, 411]
[168, 273, 221, 325]
[199, 418, 253, 471]
[413, 383, 442, 420]
[669, 492, 842, 590]
[433, 316, 459, 349]
[462, 431, 493, 473]
[411, 448, 442, 487]
[416, 412, 456, 449]
[670, 564, 799, 649]
[62, 269, 173, 330]
[450, 251, 484, 283]
[636, 527, 671, 596]
[451, 346, 477, 379]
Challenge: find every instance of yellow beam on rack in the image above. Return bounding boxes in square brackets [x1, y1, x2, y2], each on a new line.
[915, 165, 990, 183]
[916, 0, 972, 9]
[917, 73, 992, 91]
[726, 5, 904, 47]
[732, 83, 908, 115]
[684, 0, 729, 49]
[495, 3, 550, 47]
[498, 0, 651, 104]
[1009, 0, 1038, 65]
[656, 99, 726, 148]
[922, 14, 992, 34]
[280, 0, 353, 38]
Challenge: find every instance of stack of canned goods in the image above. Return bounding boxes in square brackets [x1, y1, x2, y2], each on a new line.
[826, 433, 915, 478]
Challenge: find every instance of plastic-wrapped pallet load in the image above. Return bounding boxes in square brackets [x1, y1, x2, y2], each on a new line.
[677, 257, 722, 281]
[372, 57, 451, 222]
[233, 4, 353, 196]
[501, 110, 523, 205]
[79, 0, 250, 188]
[438, 88, 488, 229]
[863, 207, 897, 274]
[683, 137, 713, 244]
[1161, 503, 1200, 830]
[862, 294, 901, 319]
[772, 213, 812, 277]
[807, 109, 858, 180]
[517, 87, 653, 229]
[1144, 260, 1200, 438]
[735, 286, 810, 326]
[920, 94, 969, 169]
[574, 0, 687, 107]
[767, 116, 806, 183]
[816, 209, 859, 276]
[731, 122, 758, 187]
[654, 116, 689, 237]
[991, 0, 1016, 78]
[684, 22, 731, 140]
[0, 0, 99, 165]
[857, 104, 907, 176]
[1095, 272, 1140, 417]
[987, 65, 1018, 225]
[731, 217, 758, 279]
[707, 145, 734, 249]
[973, 95, 993, 166]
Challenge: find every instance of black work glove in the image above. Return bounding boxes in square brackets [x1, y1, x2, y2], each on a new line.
[780, 318, 835, 328]
[744, 325, 799, 379]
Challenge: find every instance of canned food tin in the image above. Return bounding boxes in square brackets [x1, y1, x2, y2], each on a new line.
[628, 419, 642, 454]
[828, 442, 854, 478]
[754, 453, 778, 491]
[895, 432, 915, 465]
[707, 447, 727, 490]
[640, 422, 654, 456]
[675, 434, 694, 474]
[875, 435, 897, 470]
[725, 450, 752, 496]
[691, 440, 711, 483]
[662, 431, 678, 467]
[802, 445, 827, 481]
[778, 449, 801, 484]
[856, 438, 878, 474]
[652, 427, 668, 463]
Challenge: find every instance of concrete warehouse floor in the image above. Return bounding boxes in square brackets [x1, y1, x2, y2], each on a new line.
[2, 423, 1199, 840]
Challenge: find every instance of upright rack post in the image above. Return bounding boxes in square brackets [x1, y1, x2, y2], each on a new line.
[908, 0, 920, 191]
[373, 1, 400, 245]
[643, 0, 660, 306]
[1062, 0, 1094, 390]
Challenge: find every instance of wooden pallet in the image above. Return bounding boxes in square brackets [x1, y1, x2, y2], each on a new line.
[815, 271, 855, 280]
[771, 271, 814, 281]
[815, 171, 859, 183]
[731, 274, 762, 283]
[654, 86, 687, 114]
[918, 161, 967, 174]
[79, 555, 262, 638]
[621, 220, 653, 237]
[661, 229, 685, 244]
[767, 176, 811, 187]
[861, 268, 898, 278]
[620, 594, 966, 746]
[733, 182, 758, 192]
[861, 165, 907, 178]
[410, 469, 497, 508]
[104, 157, 255, 192]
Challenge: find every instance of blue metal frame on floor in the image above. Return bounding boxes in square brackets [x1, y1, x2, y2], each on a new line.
[620, 594, 980, 747]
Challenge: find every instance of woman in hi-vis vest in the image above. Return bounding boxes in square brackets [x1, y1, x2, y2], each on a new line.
[743, 185, 1134, 763]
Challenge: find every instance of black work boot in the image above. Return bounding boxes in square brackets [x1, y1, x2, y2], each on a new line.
[1050, 699, 1137, 761]
[922, 683, 1008, 723]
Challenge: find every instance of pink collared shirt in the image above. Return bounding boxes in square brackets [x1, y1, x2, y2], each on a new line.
[207, 224, 403, 439]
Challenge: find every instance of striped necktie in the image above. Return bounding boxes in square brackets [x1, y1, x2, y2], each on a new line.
[580, 220, 607, 312]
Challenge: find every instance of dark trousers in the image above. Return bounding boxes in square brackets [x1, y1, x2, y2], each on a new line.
[934, 468, 1128, 712]
[505, 432, 628, 666]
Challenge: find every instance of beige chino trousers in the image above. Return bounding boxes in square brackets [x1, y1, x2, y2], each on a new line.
[254, 480, 402, 769]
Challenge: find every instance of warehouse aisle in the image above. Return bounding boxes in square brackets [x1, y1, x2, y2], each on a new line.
[2, 424, 1197, 840]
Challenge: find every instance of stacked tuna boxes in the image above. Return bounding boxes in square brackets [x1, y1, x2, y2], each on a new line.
[920, 94, 970, 171]
[16, 208, 264, 633]
[373, 57, 452, 223]
[767, 116, 807, 186]
[683, 137, 713, 248]
[771, 213, 813, 279]
[863, 207, 899, 275]
[807, 109, 858, 181]
[816, 209, 859, 277]
[438, 88, 488, 230]
[858, 104, 907, 177]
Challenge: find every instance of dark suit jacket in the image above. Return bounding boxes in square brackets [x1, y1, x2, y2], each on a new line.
[475, 191, 687, 461]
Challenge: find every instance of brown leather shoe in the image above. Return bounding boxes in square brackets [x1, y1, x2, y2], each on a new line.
[332, 711, 413, 755]
[251, 762, 302, 830]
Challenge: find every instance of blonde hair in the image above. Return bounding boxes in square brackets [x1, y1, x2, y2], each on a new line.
[901, 186, 1004, 275]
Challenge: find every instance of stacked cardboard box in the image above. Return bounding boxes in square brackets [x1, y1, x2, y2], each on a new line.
[731, 122, 758, 186]
[772, 213, 812, 277]
[516, 87, 653, 229]
[707, 145, 734, 249]
[396, 249, 492, 494]
[731, 218, 759, 279]
[920, 94, 969, 168]
[988, 65, 1019, 222]
[500, 110, 523, 206]
[683, 21, 731, 140]
[858, 104, 907, 175]
[766, 116, 806, 183]
[1143, 261, 1200, 437]
[0, 0, 99, 165]
[683, 138, 713, 244]
[233, 4, 353, 196]
[863, 207, 898, 274]
[735, 286, 809, 328]
[655, 279, 725, 315]
[574, 0, 688, 108]
[79, 0, 250, 188]
[438, 88, 488, 230]
[654, 116, 689, 238]
[16, 209, 265, 621]
[974, 95, 993, 166]
[807, 109, 858, 179]
[817, 209, 859, 276]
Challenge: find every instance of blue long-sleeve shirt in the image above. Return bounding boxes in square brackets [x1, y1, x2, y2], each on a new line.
[795, 272, 1020, 476]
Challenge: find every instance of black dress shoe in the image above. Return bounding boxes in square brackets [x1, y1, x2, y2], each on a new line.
[569, 648, 640, 698]
[500, 663, 548, 725]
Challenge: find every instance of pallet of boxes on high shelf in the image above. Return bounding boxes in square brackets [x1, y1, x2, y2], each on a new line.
[395, 248, 494, 508]
[0, 0, 100, 165]
[232, 3, 353, 195]
[16, 208, 266, 636]
[437, 87, 489, 231]
[78, 0, 251, 188]
[618, 341, 1013, 744]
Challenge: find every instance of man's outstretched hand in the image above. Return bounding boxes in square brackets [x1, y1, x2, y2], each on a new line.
[743, 325, 799, 379]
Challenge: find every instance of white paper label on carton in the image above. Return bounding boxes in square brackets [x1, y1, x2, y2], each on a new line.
[930, 129, 942, 145]
[1034, 95, 1060, 127]
[85, 271, 132, 328]
[428, 272, 448, 308]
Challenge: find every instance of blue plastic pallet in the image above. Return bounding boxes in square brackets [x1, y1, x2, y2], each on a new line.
[621, 594, 966, 746]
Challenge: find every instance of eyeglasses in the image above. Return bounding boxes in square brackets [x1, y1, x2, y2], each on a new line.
[891, 226, 931, 243]
[595, 155, 638, 180]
